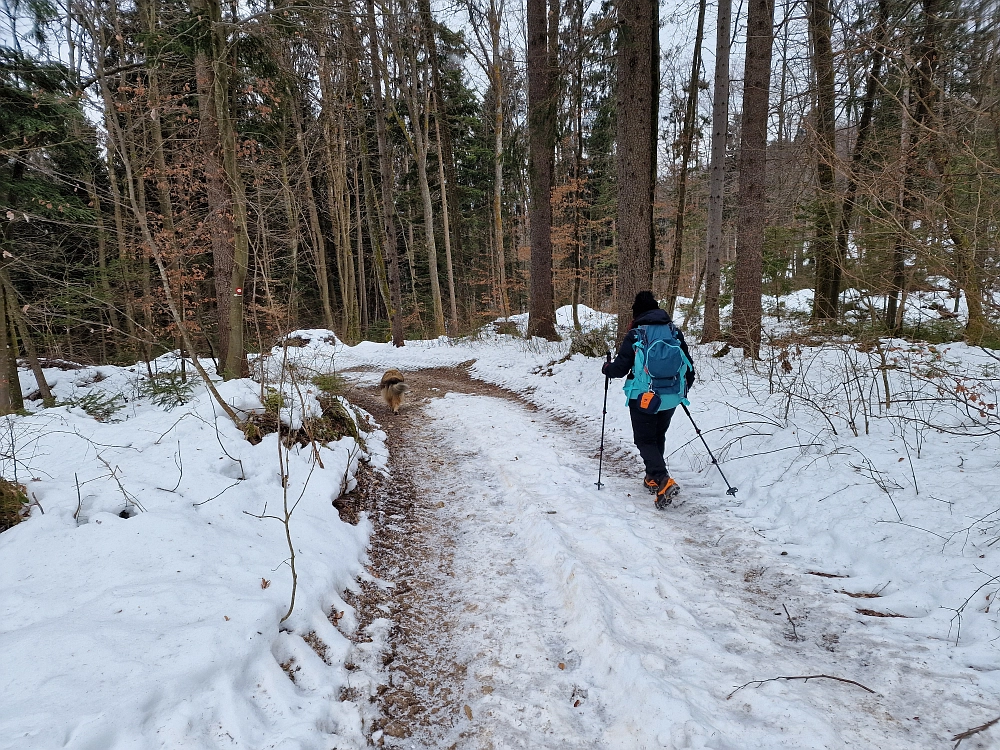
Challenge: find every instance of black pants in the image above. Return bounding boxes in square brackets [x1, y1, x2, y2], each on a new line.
[628, 401, 676, 481]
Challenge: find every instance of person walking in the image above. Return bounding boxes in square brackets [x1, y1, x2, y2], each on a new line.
[602, 291, 695, 508]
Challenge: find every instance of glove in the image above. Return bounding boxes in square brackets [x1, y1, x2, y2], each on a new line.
[601, 361, 610, 376]
[685, 370, 696, 392]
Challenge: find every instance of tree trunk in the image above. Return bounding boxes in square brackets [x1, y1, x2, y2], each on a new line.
[832, 0, 887, 318]
[732, 0, 775, 358]
[289, 101, 336, 331]
[571, 0, 585, 331]
[701, 0, 731, 343]
[809, 0, 839, 321]
[615, 0, 658, 337]
[418, 0, 464, 325]
[490, 2, 511, 318]
[5, 289, 23, 412]
[665, 0, 707, 317]
[2, 274, 52, 404]
[887, 70, 912, 333]
[434, 114, 459, 329]
[0, 282, 11, 415]
[526, 0, 559, 339]
[354, 164, 369, 331]
[415, 126, 447, 336]
[912, 0, 996, 344]
[366, 0, 405, 346]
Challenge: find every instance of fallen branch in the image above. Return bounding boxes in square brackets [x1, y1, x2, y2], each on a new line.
[782, 603, 799, 640]
[952, 715, 1000, 747]
[727, 674, 876, 700]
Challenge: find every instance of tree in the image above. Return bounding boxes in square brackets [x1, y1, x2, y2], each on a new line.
[615, 0, 658, 336]
[664, 0, 707, 317]
[526, 0, 558, 339]
[365, 0, 406, 346]
[190, 0, 250, 378]
[701, 0, 731, 343]
[809, 0, 839, 321]
[731, 0, 775, 357]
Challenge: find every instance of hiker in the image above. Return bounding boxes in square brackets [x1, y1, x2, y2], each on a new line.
[602, 291, 695, 508]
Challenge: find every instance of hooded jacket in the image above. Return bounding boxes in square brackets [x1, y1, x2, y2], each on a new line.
[604, 308, 695, 390]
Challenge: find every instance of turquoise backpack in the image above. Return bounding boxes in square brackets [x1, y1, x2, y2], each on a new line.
[623, 324, 692, 411]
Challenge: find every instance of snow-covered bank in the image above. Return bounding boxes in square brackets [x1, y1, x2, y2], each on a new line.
[0, 346, 383, 749]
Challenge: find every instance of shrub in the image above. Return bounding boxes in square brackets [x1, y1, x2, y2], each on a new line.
[0, 478, 29, 532]
[312, 373, 347, 395]
[139, 371, 196, 410]
[59, 392, 124, 422]
[569, 324, 616, 358]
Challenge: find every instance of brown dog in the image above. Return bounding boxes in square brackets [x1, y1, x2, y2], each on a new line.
[380, 369, 408, 414]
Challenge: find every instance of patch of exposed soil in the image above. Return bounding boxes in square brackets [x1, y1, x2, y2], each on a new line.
[339, 364, 529, 746]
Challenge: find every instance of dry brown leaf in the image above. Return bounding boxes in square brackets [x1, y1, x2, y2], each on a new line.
[464, 705, 473, 720]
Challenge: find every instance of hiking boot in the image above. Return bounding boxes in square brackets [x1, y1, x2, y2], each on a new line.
[643, 474, 659, 495]
[654, 477, 680, 510]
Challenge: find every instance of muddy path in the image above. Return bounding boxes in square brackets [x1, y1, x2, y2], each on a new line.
[339, 366, 535, 747]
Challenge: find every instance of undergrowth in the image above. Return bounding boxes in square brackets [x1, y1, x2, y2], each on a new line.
[59, 392, 124, 422]
[0, 478, 29, 532]
[139, 371, 196, 410]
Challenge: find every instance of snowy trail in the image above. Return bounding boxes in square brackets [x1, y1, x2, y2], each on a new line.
[375, 387, 959, 749]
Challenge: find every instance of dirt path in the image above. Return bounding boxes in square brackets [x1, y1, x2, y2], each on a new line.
[337, 365, 964, 750]
[340, 367, 529, 748]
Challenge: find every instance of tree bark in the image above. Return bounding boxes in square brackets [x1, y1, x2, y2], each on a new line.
[489, 0, 511, 318]
[701, 0, 731, 343]
[366, 0, 405, 346]
[526, 0, 559, 339]
[192, 0, 248, 377]
[616, 0, 659, 337]
[732, 0, 775, 358]
[809, 0, 839, 321]
[570, 0, 585, 331]
[832, 0, 887, 320]
[0, 282, 11, 415]
[434, 114, 459, 329]
[2, 273, 52, 404]
[418, 0, 462, 328]
[665, 0, 707, 317]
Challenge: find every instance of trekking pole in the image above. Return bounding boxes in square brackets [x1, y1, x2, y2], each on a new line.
[681, 403, 738, 496]
[596, 351, 611, 489]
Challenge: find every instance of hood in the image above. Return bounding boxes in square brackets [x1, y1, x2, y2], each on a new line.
[631, 308, 674, 328]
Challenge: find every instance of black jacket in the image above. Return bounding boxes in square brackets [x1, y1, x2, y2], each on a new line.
[604, 308, 695, 388]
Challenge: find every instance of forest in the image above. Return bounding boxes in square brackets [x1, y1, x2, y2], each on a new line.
[1, 0, 999, 396]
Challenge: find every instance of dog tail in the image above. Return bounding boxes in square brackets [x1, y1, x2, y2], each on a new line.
[386, 382, 408, 395]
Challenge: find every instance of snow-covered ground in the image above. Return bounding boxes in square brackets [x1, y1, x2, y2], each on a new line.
[2, 302, 999, 748]
[0, 348, 383, 749]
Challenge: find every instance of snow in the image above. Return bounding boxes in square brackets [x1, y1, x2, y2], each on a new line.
[3, 302, 1000, 748]
[0, 352, 382, 749]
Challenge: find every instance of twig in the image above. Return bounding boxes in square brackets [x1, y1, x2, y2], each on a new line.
[96, 454, 146, 512]
[725, 443, 823, 461]
[73, 472, 82, 521]
[157, 442, 183, 492]
[952, 715, 1000, 747]
[727, 674, 875, 700]
[782, 603, 799, 641]
[193, 479, 243, 506]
